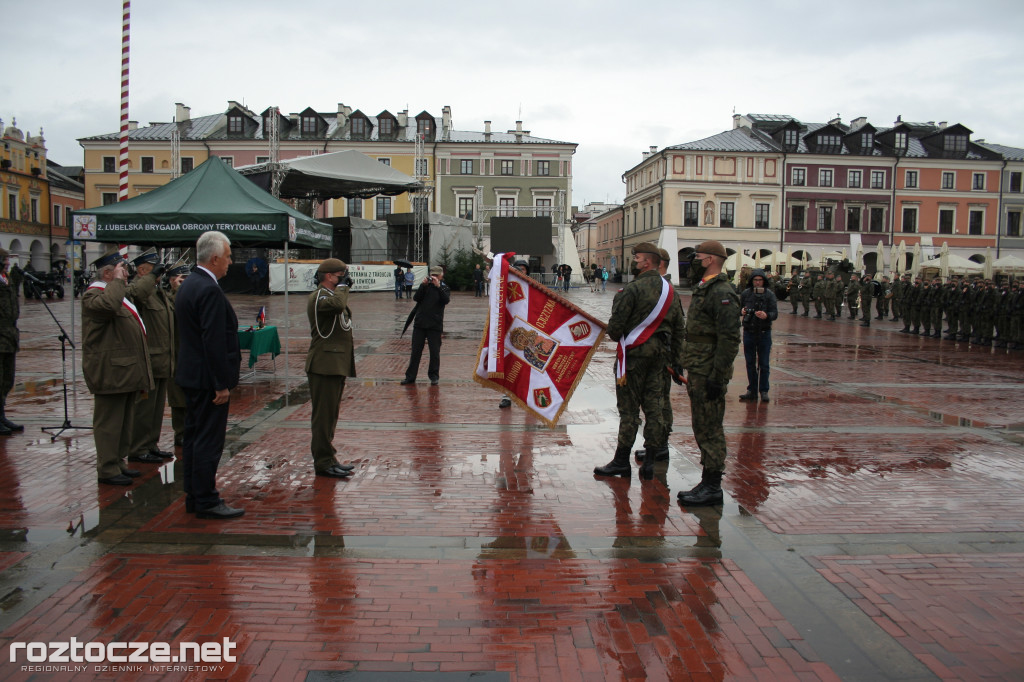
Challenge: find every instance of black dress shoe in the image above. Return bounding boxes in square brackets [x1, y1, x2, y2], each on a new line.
[150, 448, 174, 459]
[316, 465, 352, 478]
[128, 452, 163, 463]
[98, 474, 133, 486]
[0, 417, 23, 432]
[120, 468, 142, 478]
[400, 379, 415, 385]
[336, 463, 355, 471]
[196, 503, 245, 519]
[0, 423, 11, 436]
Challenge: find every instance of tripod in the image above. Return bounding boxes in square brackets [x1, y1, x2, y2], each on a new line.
[29, 280, 91, 441]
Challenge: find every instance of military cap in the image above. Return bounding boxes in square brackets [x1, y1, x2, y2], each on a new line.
[429, 266, 444, 277]
[131, 247, 159, 267]
[657, 248, 671, 263]
[317, 258, 347, 274]
[631, 242, 660, 257]
[91, 245, 124, 269]
[165, 253, 192, 277]
[694, 240, 727, 259]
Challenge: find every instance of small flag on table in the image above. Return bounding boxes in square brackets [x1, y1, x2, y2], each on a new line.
[256, 306, 266, 329]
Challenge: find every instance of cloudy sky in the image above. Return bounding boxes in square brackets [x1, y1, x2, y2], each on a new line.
[3, 0, 1023, 206]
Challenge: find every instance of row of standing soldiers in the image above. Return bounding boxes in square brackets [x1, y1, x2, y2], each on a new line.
[780, 270, 1024, 348]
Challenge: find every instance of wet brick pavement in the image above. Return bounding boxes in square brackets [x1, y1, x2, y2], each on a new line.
[0, 287, 1022, 680]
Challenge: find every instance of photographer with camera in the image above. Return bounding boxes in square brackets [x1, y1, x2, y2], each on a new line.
[738, 269, 778, 403]
[401, 266, 450, 386]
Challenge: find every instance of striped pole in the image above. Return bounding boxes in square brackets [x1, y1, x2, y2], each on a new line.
[117, 0, 130, 201]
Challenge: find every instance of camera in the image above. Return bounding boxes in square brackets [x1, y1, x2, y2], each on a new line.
[743, 288, 767, 326]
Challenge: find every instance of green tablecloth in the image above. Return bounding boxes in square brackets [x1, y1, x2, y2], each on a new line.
[238, 325, 281, 369]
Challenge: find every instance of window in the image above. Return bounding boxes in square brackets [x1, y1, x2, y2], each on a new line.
[228, 115, 244, 134]
[536, 198, 552, 217]
[938, 209, 954, 234]
[791, 205, 805, 230]
[894, 131, 907, 150]
[351, 117, 366, 138]
[375, 197, 392, 220]
[460, 160, 473, 175]
[902, 207, 918, 233]
[753, 203, 769, 229]
[141, 157, 154, 173]
[536, 160, 550, 176]
[378, 158, 390, 166]
[847, 207, 861, 232]
[458, 197, 474, 219]
[7, 194, 15, 219]
[417, 118, 433, 139]
[500, 160, 514, 176]
[1010, 172, 1022, 193]
[905, 170, 918, 188]
[347, 198, 362, 218]
[871, 171, 885, 189]
[499, 197, 515, 217]
[942, 172, 955, 189]
[255, 156, 269, 164]
[102, 192, 117, 206]
[791, 167, 806, 186]
[1008, 211, 1022, 237]
[719, 202, 734, 228]
[870, 207, 885, 232]
[784, 129, 798, 146]
[181, 157, 194, 174]
[30, 198, 38, 223]
[219, 157, 233, 167]
[53, 204, 61, 226]
[969, 210, 984, 235]
[683, 201, 698, 227]
[944, 135, 967, 153]
[818, 134, 841, 147]
[848, 170, 862, 188]
[415, 159, 428, 176]
[378, 117, 394, 138]
[973, 173, 985, 190]
[65, 206, 73, 227]
[818, 206, 833, 231]
[103, 156, 116, 173]
[861, 132, 874, 149]
[819, 169, 833, 187]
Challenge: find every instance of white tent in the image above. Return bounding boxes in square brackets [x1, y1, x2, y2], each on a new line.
[724, 252, 755, 271]
[920, 254, 983, 275]
[993, 254, 1024, 275]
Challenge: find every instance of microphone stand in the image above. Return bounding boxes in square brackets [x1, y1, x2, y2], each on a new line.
[26, 277, 91, 441]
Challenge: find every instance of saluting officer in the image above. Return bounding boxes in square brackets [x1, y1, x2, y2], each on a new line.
[306, 258, 357, 478]
[164, 256, 190, 448]
[82, 246, 154, 485]
[126, 248, 174, 463]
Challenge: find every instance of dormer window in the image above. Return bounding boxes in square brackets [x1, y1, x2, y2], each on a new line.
[894, 132, 908, 150]
[944, 134, 967, 153]
[784, 129, 798, 146]
[417, 118, 433, 139]
[379, 117, 394, 139]
[301, 115, 318, 135]
[818, 134, 841, 147]
[351, 116, 366, 139]
[227, 114, 244, 134]
[860, 132, 873, 149]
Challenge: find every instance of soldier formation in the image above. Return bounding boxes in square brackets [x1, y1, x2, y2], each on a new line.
[776, 268, 1024, 348]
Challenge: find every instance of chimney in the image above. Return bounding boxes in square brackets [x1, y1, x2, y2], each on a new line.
[850, 116, 867, 131]
[397, 109, 408, 128]
[337, 103, 349, 128]
[442, 105, 452, 138]
[175, 103, 190, 122]
[828, 116, 842, 126]
[642, 151, 651, 160]
[484, 120, 491, 141]
[128, 121, 138, 131]
[895, 114, 902, 125]
[227, 100, 244, 112]
[938, 121, 948, 130]
[514, 120, 523, 142]
[649, 145, 658, 155]
[732, 113, 742, 129]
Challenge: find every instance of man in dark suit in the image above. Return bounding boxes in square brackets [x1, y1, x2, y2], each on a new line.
[175, 231, 243, 519]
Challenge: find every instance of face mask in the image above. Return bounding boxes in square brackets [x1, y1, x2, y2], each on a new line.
[630, 265, 641, 277]
[689, 257, 706, 280]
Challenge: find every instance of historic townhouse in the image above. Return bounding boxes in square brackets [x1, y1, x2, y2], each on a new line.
[79, 102, 577, 260]
[594, 205, 625, 275]
[0, 117, 59, 270]
[623, 112, 1020, 275]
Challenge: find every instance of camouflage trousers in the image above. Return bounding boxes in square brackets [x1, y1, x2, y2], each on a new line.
[685, 373, 728, 474]
[0, 352, 14, 402]
[615, 357, 669, 452]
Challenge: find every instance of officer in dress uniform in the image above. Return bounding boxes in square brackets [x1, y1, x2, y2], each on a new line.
[305, 258, 357, 478]
[677, 240, 741, 506]
[126, 248, 174, 463]
[82, 246, 154, 485]
[164, 256, 190, 448]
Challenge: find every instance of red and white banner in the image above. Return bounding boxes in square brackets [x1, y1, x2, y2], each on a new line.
[474, 254, 606, 428]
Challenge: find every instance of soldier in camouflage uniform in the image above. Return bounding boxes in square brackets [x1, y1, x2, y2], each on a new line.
[941, 277, 958, 334]
[995, 280, 1012, 348]
[977, 280, 999, 345]
[799, 274, 812, 316]
[944, 278, 963, 340]
[960, 278, 979, 341]
[0, 248, 24, 435]
[677, 240, 741, 507]
[787, 277, 800, 314]
[845, 273, 861, 320]
[823, 271, 841, 321]
[596, 242, 685, 480]
[892, 274, 909, 322]
[859, 273, 875, 327]
[1009, 280, 1024, 350]
[875, 275, 892, 320]
[918, 277, 935, 336]
[811, 273, 825, 318]
[902, 276, 923, 333]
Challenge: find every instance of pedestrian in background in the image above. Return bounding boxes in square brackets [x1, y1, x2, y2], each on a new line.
[738, 269, 778, 403]
[401, 266, 450, 386]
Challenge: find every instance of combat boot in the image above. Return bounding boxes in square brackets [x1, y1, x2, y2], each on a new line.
[815, 312, 822, 318]
[634, 447, 669, 462]
[594, 446, 632, 478]
[678, 470, 723, 506]
[912, 327, 920, 334]
[639, 445, 667, 480]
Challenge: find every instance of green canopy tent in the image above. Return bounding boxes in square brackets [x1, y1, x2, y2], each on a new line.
[71, 156, 334, 388]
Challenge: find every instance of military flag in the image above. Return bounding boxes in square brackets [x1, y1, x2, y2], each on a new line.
[474, 254, 606, 428]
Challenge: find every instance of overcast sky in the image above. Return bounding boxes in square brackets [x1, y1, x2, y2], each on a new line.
[3, 0, 1023, 206]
